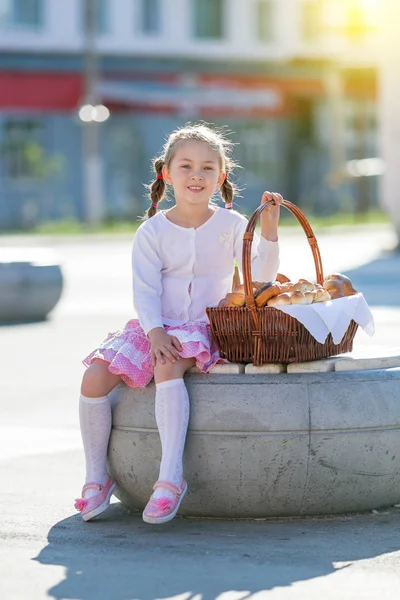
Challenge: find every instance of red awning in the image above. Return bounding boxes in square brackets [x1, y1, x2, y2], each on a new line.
[0, 69, 376, 113]
[0, 71, 83, 111]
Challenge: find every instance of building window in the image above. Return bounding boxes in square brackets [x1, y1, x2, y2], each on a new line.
[237, 125, 278, 180]
[0, 0, 42, 28]
[1, 120, 44, 181]
[256, 0, 274, 42]
[136, 0, 160, 35]
[301, 0, 323, 42]
[96, 0, 108, 33]
[193, 0, 224, 39]
[82, 0, 108, 34]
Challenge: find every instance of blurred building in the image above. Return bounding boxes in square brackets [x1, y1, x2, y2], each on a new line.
[0, 0, 380, 229]
[379, 0, 400, 243]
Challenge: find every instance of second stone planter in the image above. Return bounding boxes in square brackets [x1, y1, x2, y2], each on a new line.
[0, 249, 63, 322]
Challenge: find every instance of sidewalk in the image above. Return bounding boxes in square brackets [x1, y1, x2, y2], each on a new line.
[1, 226, 400, 600]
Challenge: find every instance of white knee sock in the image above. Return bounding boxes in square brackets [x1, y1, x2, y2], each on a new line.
[153, 378, 190, 500]
[79, 393, 111, 499]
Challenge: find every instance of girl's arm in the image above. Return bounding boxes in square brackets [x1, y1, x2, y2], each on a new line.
[260, 191, 281, 242]
[132, 225, 183, 365]
[233, 193, 281, 284]
[132, 225, 164, 335]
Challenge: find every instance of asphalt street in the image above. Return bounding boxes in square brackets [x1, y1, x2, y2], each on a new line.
[1, 222, 400, 600]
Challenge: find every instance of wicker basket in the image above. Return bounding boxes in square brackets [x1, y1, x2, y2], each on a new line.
[206, 199, 358, 365]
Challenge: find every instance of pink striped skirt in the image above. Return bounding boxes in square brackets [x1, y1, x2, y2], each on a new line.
[83, 319, 224, 388]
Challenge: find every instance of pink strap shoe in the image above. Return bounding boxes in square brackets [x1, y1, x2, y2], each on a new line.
[142, 479, 188, 524]
[74, 478, 116, 521]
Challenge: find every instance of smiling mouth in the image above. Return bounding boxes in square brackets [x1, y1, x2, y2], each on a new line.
[188, 186, 204, 191]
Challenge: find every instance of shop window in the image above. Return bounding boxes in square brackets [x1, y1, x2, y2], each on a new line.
[236, 125, 278, 180]
[136, 0, 160, 35]
[1, 120, 45, 181]
[0, 0, 42, 28]
[257, 0, 275, 42]
[344, 100, 377, 156]
[193, 0, 224, 39]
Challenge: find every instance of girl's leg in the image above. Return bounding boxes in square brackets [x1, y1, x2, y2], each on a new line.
[78, 359, 121, 501]
[150, 358, 195, 504]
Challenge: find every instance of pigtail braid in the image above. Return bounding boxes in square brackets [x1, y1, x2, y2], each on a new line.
[146, 157, 165, 219]
[221, 175, 235, 208]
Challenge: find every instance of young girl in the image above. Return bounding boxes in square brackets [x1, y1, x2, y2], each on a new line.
[74, 122, 281, 524]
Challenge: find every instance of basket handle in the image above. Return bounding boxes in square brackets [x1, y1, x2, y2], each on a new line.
[242, 199, 324, 309]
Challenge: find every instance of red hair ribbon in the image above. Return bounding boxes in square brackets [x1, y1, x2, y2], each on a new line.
[225, 203, 233, 209]
[151, 203, 158, 208]
[156, 174, 163, 180]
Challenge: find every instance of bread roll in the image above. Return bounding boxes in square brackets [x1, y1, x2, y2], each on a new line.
[326, 287, 345, 300]
[275, 273, 291, 284]
[289, 282, 304, 293]
[233, 281, 265, 295]
[324, 273, 357, 297]
[298, 279, 316, 292]
[323, 280, 345, 300]
[218, 292, 245, 308]
[290, 290, 308, 305]
[278, 282, 295, 293]
[228, 292, 246, 307]
[267, 292, 291, 307]
[254, 282, 282, 307]
[313, 288, 331, 303]
[303, 291, 315, 304]
[232, 283, 244, 294]
[291, 282, 313, 294]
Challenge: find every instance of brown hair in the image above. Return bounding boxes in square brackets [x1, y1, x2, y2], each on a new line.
[145, 122, 238, 219]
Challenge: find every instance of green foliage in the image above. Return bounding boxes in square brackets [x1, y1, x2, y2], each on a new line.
[1, 209, 390, 236]
[288, 209, 390, 231]
[29, 218, 139, 235]
[23, 142, 65, 179]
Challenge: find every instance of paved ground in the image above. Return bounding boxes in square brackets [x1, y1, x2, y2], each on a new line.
[1, 223, 400, 600]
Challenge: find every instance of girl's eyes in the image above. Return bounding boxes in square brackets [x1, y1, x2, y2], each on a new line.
[181, 165, 214, 170]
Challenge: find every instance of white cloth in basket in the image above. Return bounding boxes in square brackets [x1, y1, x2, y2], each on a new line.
[271, 292, 374, 344]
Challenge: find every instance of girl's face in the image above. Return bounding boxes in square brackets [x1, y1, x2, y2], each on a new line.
[162, 140, 226, 207]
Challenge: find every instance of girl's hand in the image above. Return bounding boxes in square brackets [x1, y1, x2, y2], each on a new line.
[260, 191, 282, 242]
[147, 327, 183, 367]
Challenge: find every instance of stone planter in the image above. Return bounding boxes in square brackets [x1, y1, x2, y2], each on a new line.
[0, 249, 63, 322]
[108, 367, 400, 518]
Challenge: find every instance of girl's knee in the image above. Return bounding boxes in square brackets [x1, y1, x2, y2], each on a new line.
[154, 357, 195, 384]
[81, 360, 121, 397]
